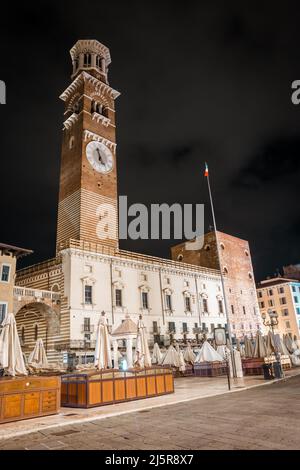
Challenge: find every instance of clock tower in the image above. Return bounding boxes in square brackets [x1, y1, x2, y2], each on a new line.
[56, 39, 120, 253]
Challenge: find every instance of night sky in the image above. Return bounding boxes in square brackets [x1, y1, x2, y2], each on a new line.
[0, 1, 300, 281]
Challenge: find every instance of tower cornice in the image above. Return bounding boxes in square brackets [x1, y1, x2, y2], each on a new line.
[59, 71, 121, 103]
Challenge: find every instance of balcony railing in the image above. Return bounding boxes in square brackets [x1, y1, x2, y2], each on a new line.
[81, 325, 95, 334]
[70, 340, 96, 349]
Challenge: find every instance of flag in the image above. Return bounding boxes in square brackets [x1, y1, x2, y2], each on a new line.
[204, 163, 209, 177]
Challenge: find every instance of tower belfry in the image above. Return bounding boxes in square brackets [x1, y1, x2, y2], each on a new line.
[56, 40, 120, 253]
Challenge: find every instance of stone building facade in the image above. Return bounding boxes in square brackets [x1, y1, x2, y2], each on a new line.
[13, 39, 261, 363]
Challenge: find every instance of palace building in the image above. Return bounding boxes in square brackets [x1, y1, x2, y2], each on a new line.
[13, 40, 262, 364]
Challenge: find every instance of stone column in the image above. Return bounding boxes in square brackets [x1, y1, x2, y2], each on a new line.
[126, 337, 133, 369]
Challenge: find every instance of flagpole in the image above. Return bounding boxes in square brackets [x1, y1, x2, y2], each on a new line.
[205, 162, 236, 377]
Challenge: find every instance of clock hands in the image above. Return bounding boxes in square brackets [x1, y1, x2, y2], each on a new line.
[96, 147, 103, 164]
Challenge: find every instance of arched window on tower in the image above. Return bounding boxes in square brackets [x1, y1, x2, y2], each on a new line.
[84, 53, 91, 67]
[91, 100, 103, 115]
[73, 101, 80, 114]
[96, 55, 102, 69]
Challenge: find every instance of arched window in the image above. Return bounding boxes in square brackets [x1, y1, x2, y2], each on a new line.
[73, 101, 80, 114]
[96, 55, 102, 68]
[223, 267, 228, 275]
[34, 324, 38, 341]
[84, 53, 91, 67]
[220, 243, 225, 250]
[177, 254, 183, 262]
[69, 136, 75, 150]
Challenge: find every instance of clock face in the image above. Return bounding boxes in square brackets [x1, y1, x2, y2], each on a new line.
[86, 141, 114, 174]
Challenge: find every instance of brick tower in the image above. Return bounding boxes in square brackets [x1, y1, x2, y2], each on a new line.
[56, 40, 120, 253]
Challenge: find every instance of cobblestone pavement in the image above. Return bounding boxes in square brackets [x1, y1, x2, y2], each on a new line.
[1, 376, 299, 450]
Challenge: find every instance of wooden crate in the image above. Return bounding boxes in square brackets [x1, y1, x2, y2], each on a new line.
[194, 361, 227, 377]
[61, 367, 174, 408]
[0, 376, 61, 424]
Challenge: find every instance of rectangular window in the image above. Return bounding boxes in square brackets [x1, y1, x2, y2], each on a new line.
[166, 294, 172, 310]
[194, 323, 198, 328]
[278, 287, 285, 294]
[282, 309, 289, 317]
[1, 265, 10, 283]
[258, 291, 263, 298]
[168, 321, 175, 333]
[292, 286, 296, 292]
[294, 296, 299, 304]
[297, 308, 300, 315]
[286, 321, 291, 329]
[115, 289, 122, 307]
[268, 289, 273, 296]
[182, 322, 188, 333]
[210, 323, 215, 332]
[243, 306, 246, 315]
[280, 297, 287, 305]
[218, 300, 224, 314]
[218, 323, 222, 328]
[153, 321, 158, 333]
[231, 305, 235, 314]
[142, 292, 149, 309]
[202, 322, 207, 331]
[259, 301, 265, 308]
[268, 300, 274, 307]
[0, 303, 7, 324]
[203, 299, 208, 313]
[83, 317, 90, 332]
[84, 285, 93, 305]
[185, 297, 191, 312]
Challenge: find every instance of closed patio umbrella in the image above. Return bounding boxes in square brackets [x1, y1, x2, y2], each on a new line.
[184, 343, 196, 364]
[265, 331, 276, 356]
[134, 315, 152, 368]
[94, 312, 112, 370]
[175, 344, 186, 372]
[28, 338, 49, 369]
[152, 343, 163, 365]
[0, 313, 27, 376]
[253, 331, 267, 358]
[284, 334, 294, 354]
[244, 336, 254, 358]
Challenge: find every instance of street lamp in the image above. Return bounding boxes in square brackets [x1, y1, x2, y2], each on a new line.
[262, 309, 281, 365]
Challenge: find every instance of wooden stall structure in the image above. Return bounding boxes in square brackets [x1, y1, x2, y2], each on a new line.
[0, 376, 61, 424]
[194, 361, 227, 377]
[242, 358, 264, 376]
[61, 367, 174, 408]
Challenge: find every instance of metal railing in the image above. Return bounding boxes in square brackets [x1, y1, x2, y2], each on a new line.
[81, 325, 95, 333]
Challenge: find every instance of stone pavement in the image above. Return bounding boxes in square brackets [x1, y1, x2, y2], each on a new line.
[0, 368, 299, 441]
[0, 374, 299, 450]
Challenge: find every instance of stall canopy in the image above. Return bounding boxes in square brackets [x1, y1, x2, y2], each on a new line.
[195, 341, 224, 363]
[28, 339, 49, 369]
[184, 343, 196, 364]
[134, 316, 151, 368]
[94, 312, 112, 370]
[161, 345, 181, 368]
[0, 313, 27, 376]
[152, 343, 163, 365]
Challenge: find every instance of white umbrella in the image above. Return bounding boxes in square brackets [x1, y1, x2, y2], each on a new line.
[161, 345, 181, 368]
[253, 331, 267, 358]
[28, 338, 49, 369]
[244, 336, 254, 358]
[134, 316, 151, 368]
[152, 343, 163, 365]
[94, 312, 112, 370]
[195, 341, 224, 363]
[0, 313, 27, 376]
[184, 343, 196, 364]
[175, 344, 186, 372]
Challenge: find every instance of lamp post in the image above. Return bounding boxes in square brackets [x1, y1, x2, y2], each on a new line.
[261, 309, 282, 366]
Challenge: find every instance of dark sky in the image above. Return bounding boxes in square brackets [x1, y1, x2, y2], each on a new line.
[0, 1, 300, 281]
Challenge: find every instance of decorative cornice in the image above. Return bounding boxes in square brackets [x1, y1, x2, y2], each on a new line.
[91, 112, 111, 127]
[63, 112, 78, 130]
[60, 71, 120, 102]
[83, 130, 116, 152]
